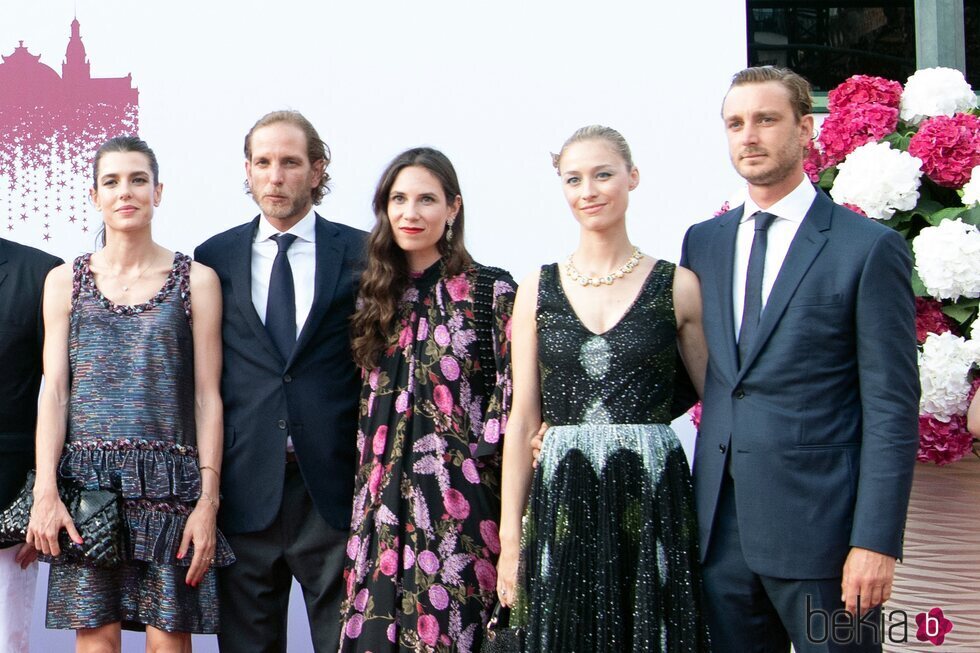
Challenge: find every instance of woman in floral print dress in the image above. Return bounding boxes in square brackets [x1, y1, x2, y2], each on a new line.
[339, 147, 516, 653]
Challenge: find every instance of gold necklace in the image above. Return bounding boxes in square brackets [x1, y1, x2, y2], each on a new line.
[565, 247, 643, 287]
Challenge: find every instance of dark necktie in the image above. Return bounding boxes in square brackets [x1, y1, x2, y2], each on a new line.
[738, 211, 777, 365]
[266, 233, 298, 360]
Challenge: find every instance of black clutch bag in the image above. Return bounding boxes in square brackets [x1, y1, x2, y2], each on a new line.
[0, 470, 123, 568]
[481, 602, 523, 653]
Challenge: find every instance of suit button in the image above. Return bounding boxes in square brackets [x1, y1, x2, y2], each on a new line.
[278, 419, 287, 429]
[283, 374, 292, 383]
[734, 388, 745, 399]
[719, 444, 727, 453]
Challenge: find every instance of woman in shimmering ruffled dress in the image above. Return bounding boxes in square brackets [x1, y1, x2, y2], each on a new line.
[497, 126, 711, 651]
[27, 136, 233, 651]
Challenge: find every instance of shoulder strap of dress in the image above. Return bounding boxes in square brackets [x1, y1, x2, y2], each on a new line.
[473, 265, 505, 399]
[70, 254, 89, 307]
[175, 252, 193, 324]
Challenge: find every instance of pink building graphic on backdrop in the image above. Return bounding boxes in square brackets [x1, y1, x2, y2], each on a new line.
[0, 17, 139, 240]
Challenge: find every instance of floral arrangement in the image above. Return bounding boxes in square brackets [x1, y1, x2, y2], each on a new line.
[810, 68, 980, 465]
[695, 68, 980, 465]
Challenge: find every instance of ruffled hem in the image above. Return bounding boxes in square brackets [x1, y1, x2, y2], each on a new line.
[59, 438, 201, 502]
[125, 503, 235, 568]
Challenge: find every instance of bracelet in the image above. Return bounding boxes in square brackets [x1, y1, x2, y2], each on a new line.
[199, 465, 220, 479]
[199, 492, 219, 510]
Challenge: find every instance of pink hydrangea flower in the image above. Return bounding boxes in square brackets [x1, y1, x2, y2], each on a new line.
[443, 488, 471, 520]
[433, 384, 454, 415]
[917, 413, 974, 465]
[379, 547, 399, 576]
[827, 74, 903, 112]
[689, 401, 702, 429]
[713, 200, 731, 217]
[818, 102, 899, 167]
[842, 203, 868, 217]
[480, 520, 501, 554]
[418, 614, 440, 646]
[345, 613, 364, 639]
[461, 458, 481, 484]
[915, 297, 957, 344]
[803, 146, 825, 182]
[372, 425, 388, 457]
[908, 113, 980, 188]
[439, 356, 461, 381]
[428, 584, 450, 611]
[445, 275, 471, 302]
[474, 558, 497, 591]
[418, 550, 440, 575]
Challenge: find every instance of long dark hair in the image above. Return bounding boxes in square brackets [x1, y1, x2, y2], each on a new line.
[351, 147, 472, 370]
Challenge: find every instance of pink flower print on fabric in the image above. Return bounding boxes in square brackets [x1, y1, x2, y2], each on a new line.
[461, 458, 481, 484]
[483, 418, 500, 444]
[434, 324, 451, 347]
[372, 425, 388, 457]
[395, 391, 410, 414]
[433, 384, 454, 415]
[445, 275, 471, 302]
[418, 614, 440, 646]
[346, 535, 360, 561]
[379, 548, 399, 576]
[428, 584, 450, 611]
[353, 588, 369, 612]
[402, 544, 416, 570]
[439, 355, 461, 381]
[444, 488, 471, 520]
[345, 613, 364, 639]
[417, 316, 429, 341]
[474, 558, 497, 591]
[418, 550, 440, 575]
[479, 520, 501, 554]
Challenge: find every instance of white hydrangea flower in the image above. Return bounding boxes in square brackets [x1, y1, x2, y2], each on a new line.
[962, 165, 980, 206]
[919, 332, 980, 420]
[900, 67, 978, 125]
[830, 142, 922, 220]
[913, 218, 980, 300]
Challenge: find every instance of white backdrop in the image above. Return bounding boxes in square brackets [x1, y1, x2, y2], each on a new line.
[2, 1, 749, 650]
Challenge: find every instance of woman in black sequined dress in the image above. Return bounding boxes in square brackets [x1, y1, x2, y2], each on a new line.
[497, 126, 711, 651]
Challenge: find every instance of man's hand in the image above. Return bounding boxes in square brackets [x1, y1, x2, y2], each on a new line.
[841, 547, 896, 615]
[530, 422, 548, 469]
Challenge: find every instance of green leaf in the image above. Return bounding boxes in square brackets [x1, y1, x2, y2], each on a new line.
[958, 205, 980, 226]
[941, 300, 980, 325]
[923, 206, 969, 226]
[910, 268, 927, 297]
[818, 166, 838, 190]
[879, 212, 912, 229]
[882, 132, 911, 151]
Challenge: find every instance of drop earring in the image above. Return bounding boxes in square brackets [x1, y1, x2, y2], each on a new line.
[446, 219, 454, 242]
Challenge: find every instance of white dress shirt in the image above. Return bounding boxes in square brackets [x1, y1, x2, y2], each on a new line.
[732, 177, 816, 339]
[251, 209, 317, 337]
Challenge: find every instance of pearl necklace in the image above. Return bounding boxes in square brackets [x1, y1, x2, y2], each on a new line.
[565, 247, 643, 287]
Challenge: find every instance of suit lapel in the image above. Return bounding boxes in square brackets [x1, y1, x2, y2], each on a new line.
[232, 216, 282, 363]
[711, 207, 741, 384]
[288, 214, 344, 367]
[735, 191, 832, 380]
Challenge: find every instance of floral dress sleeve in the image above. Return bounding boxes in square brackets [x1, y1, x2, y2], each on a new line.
[473, 269, 517, 457]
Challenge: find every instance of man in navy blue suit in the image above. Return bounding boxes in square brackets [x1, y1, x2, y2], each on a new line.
[195, 111, 366, 652]
[681, 67, 919, 652]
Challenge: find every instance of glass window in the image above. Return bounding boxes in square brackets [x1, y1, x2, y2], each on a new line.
[747, 2, 916, 92]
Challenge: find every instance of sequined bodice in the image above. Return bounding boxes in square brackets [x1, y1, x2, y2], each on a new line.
[536, 261, 677, 426]
[67, 253, 196, 446]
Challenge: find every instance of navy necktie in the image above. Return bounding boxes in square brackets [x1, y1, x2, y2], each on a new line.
[738, 211, 777, 365]
[266, 233, 298, 360]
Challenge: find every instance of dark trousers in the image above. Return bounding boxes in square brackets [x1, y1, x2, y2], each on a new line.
[702, 473, 882, 653]
[217, 461, 348, 653]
